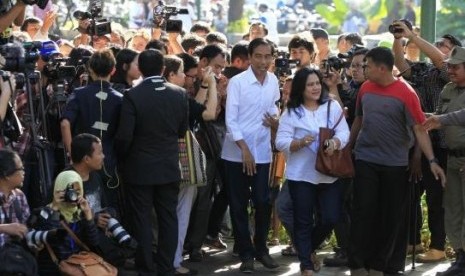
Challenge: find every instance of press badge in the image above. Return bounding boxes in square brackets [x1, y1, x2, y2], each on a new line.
[96, 91, 108, 100]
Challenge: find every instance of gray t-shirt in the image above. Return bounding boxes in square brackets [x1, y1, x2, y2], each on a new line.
[354, 79, 425, 166]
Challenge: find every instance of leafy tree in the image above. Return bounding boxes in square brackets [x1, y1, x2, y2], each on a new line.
[437, 0, 465, 40]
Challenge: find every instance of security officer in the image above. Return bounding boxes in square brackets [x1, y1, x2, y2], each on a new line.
[426, 46, 465, 276]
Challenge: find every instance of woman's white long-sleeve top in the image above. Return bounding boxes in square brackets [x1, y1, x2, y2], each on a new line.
[275, 100, 350, 184]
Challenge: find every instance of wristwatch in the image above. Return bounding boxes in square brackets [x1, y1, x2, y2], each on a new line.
[429, 157, 439, 164]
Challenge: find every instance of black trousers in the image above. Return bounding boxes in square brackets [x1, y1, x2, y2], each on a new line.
[126, 182, 179, 276]
[409, 147, 447, 250]
[348, 160, 410, 272]
[207, 159, 229, 238]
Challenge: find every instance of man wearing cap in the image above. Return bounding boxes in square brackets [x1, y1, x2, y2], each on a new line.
[392, 22, 462, 264]
[422, 46, 465, 276]
[310, 28, 332, 65]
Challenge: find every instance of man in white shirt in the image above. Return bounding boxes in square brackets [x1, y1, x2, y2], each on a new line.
[221, 37, 280, 273]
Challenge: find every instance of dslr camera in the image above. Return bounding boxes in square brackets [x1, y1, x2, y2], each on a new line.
[152, 1, 188, 33]
[388, 19, 413, 34]
[73, 2, 111, 37]
[274, 51, 300, 78]
[64, 183, 79, 203]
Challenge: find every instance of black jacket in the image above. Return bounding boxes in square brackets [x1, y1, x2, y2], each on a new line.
[115, 76, 188, 185]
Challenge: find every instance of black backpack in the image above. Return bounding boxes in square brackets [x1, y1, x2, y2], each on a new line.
[0, 198, 38, 276]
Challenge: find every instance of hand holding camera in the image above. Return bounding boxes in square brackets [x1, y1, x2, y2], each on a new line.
[389, 19, 414, 40]
[77, 196, 93, 221]
[201, 66, 215, 86]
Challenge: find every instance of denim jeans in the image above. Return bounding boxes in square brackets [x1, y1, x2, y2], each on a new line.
[224, 160, 271, 261]
[288, 180, 343, 271]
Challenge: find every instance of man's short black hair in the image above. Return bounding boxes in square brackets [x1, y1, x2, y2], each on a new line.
[138, 49, 164, 77]
[88, 49, 116, 78]
[177, 53, 198, 73]
[249, 22, 268, 36]
[181, 34, 205, 52]
[288, 35, 314, 54]
[199, 44, 227, 62]
[345, 33, 363, 46]
[206, 32, 227, 45]
[190, 22, 211, 34]
[231, 41, 249, 62]
[71, 133, 101, 164]
[248, 38, 275, 56]
[365, 47, 394, 70]
[145, 39, 168, 54]
[310, 28, 329, 40]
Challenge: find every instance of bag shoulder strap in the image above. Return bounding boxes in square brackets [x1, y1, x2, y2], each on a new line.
[326, 100, 344, 131]
[45, 242, 59, 265]
[59, 220, 91, 251]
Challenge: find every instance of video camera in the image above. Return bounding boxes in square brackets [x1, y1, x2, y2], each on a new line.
[152, 1, 188, 33]
[274, 51, 300, 78]
[73, 1, 111, 37]
[0, 41, 42, 72]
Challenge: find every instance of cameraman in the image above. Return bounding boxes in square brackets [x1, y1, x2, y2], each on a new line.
[288, 35, 315, 69]
[61, 49, 123, 215]
[0, 0, 26, 41]
[392, 20, 460, 264]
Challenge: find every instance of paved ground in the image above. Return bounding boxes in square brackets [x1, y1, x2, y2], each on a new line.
[121, 242, 453, 275]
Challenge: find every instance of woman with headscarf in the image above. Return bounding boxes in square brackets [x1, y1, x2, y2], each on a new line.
[28, 170, 100, 276]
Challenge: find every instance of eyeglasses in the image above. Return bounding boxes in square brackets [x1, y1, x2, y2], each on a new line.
[185, 75, 197, 81]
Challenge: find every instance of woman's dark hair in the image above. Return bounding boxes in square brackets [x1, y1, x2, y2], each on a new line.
[287, 67, 329, 117]
[110, 48, 139, 85]
[0, 149, 19, 178]
[163, 55, 183, 80]
[71, 133, 101, 164]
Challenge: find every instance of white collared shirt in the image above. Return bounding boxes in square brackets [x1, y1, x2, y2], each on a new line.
[221, 66, 280, 164]
[275, 101, 350, 184]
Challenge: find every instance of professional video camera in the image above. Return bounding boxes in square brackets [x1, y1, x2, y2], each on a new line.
[21, 0, 49, 9]
[274, 51, 300, 78]
[0, 41, 42, 72]
[152, 1, 188, 32]
[73, 1, 111, 37]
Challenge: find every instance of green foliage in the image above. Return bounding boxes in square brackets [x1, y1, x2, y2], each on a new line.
[437, 0, 465, 41]
[315, 0, 348, 27]
[227, 17, 249, 34]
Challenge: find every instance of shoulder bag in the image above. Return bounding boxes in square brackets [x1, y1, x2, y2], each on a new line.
[45, 221, 117, 276]
[315, 101, 355, 178]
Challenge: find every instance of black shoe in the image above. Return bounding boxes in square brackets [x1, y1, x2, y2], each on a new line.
[323, 248, 348, 267]
[256, 254, 279, 269]
[189, 249, 204, 262]
[240, 259, 254, 273]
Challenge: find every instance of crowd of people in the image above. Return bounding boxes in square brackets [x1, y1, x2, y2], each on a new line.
[0, 1, 465, 276]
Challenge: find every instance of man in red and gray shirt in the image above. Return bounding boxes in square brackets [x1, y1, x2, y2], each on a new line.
[347, 47, 446, 276]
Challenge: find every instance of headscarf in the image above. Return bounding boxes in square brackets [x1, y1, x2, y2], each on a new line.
[51, 171, 84, 223]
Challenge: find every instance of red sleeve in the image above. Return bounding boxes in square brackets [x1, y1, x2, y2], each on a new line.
[400, 81, 426, 125]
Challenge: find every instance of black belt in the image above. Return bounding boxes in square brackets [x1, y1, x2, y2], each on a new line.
[448, 148, 465, 158]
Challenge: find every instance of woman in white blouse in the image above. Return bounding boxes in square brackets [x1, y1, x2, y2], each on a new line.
[275, 67, 350, 276]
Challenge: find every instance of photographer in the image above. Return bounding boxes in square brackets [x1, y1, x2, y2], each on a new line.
[288, 35, 315, 69]
[392, 20, 461, 263]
